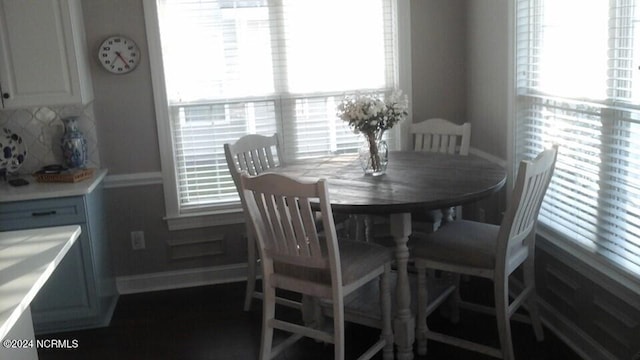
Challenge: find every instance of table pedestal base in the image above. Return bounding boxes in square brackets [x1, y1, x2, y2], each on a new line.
[390, 213, 414, 360]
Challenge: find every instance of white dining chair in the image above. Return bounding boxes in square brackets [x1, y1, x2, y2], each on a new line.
[411, 118, 471, 155]
[411, 118, 471, 231]
[224, 133, 296, 312]
[411, 146, 558, 360]
[239, 172, 394, 360]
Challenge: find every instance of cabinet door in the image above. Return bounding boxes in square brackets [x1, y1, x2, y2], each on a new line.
[30, 229, 97, 329]
[0, 0, 92, 108]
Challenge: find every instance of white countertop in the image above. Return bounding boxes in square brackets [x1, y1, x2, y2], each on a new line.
[0, 169, 107, 203]
[0, 225, 81, 341]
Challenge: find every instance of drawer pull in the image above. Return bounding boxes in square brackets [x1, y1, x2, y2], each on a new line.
[32, 210, 57, 217]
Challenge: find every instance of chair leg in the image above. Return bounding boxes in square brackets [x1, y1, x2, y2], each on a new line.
[301, 295, 324, 331]
[416, 264, 428, 356]
[260, 283, 276, 360]
[441, 207, 454, 223]
[495, 277, 515, 360]
[244, 234, 257, 311]
[347, 214, 366, 242]
[381, 264, 394, 360]
[523, 257, 544, 341]
[364, 215, 373, 242]
[447, 272, 461, 324]
[333, 296, 345, 360]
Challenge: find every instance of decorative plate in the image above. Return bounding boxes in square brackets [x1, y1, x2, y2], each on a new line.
[1, 128, 27, 173]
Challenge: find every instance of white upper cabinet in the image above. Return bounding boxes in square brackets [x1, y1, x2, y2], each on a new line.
[0, 0, 93, 109]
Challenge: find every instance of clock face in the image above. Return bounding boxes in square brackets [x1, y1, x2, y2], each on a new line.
[98, 36, 140, 74]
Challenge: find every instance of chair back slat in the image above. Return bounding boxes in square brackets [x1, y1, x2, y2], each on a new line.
[247, 149, 261, 173]
[410, 118, 471, 155]
[297, 197, 321, 257]
[286, 196, 310, 257]
[431, 134, 442, 153]
[240, 173, 338, 276]
[224, 133, 281, 189]
[497, 146, 558, 269]
[299, 197, 324, 258]
[415, 134, 425, 151]
[272, 195, 292, 250]
[264, 192, 289, 253]
[447, 135, 457, 154]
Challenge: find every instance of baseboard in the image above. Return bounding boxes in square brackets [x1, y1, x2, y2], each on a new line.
[116, 263, 249, 294]
[469, 147, 507, 167]
[538, 298, 617, 360]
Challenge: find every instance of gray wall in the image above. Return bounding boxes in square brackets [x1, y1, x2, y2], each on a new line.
[410, 0, 468, 124]
[83, 0, 481, 277]
[82, 0, 160, 174]
[466, 0, 509, 160]
[464, 0, 509, 225]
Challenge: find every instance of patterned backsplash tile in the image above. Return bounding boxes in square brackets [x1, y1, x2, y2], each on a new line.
[0, 102, 100, 176]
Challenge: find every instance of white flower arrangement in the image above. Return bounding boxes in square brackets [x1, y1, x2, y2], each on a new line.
[337, 90, 409, 175]
[336, 90, 409, 136]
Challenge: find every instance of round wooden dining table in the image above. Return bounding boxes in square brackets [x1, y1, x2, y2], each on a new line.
[272, 151, 506, 360]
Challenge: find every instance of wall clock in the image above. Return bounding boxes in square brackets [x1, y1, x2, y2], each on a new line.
[98, 35, 140, 74]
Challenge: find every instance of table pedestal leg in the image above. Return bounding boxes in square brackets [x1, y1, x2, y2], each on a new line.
[390, 213, 414, 360]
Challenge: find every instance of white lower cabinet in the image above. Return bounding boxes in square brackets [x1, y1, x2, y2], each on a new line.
[0, 183, 118, 334]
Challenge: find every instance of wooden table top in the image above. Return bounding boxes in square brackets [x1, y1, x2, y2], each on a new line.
[272, 151, 506, 214]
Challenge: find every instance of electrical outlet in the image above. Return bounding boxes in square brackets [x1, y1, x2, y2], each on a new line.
[131, 231, 145, 250]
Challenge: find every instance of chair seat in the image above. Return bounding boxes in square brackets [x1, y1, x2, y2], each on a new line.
[276, 240, 393, 287]
[411, 220, 499, 270]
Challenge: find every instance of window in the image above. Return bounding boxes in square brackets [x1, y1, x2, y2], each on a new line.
[516, 0, 640, 277]
[144, 0, 403, 221]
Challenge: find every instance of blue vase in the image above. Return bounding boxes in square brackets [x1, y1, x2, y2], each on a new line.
[60, 117, 87, 168]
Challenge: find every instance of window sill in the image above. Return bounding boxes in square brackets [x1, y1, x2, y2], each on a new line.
[537, 225, 640, 299]
[164, 207, 245, 231]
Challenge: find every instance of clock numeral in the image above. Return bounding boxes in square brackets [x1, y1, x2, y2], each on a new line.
[104, 60, 111, 64]
[102, 46, 111, 51]
[101, 53, 108, 58]
[114, 38, 121, 43]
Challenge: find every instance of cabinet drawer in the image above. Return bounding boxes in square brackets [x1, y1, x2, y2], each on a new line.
[0, 197, 86, 231]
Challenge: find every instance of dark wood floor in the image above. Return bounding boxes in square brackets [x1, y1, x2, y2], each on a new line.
[37, 280, 582, 360]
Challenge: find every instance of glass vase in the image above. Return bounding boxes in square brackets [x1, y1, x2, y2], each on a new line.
[60, 117, 88, 169]
[358, 132, 388, 176]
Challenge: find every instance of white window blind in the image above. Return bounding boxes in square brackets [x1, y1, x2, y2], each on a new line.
[152, 0, 398, 213]
[516, 0, 640, 276]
